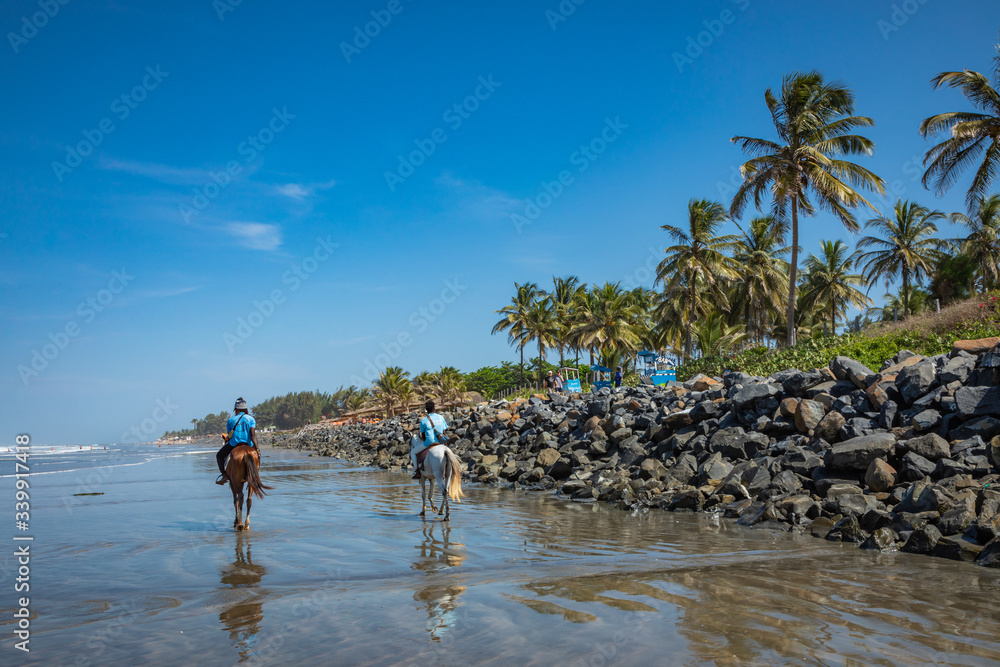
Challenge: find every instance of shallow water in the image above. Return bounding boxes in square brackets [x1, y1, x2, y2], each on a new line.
[2, 444, 999, 666]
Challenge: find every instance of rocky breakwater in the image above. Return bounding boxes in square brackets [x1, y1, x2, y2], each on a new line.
[273, 338, 1000, 568]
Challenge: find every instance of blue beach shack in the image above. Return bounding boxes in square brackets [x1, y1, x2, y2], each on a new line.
[590, 365, 613, 391]
[560, 367, 582, 393]
[638, 350, 676, 385]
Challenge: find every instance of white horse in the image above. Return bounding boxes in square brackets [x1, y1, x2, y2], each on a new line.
[411, 436, 465, 520]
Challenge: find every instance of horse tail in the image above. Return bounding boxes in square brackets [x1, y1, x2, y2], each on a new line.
[445, 449, 465, 502]
[245, 451, 273, 500]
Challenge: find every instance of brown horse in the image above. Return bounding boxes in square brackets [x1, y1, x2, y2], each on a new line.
[225, 445, 272, 531]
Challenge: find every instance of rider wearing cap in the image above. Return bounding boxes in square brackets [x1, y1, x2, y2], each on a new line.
[216, 397, 259, 485]
[411, 400, 448, 479]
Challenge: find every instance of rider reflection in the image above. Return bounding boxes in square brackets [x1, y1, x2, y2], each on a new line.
[218, 532, 267, 661]
[412, 520, 466, 641]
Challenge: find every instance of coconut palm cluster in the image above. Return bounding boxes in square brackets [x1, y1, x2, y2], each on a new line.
[494, 41, 1000, 368]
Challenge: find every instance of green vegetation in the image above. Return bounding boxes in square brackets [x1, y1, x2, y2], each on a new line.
[163, 411, 231, 438]
[676, 294, 1000, 381]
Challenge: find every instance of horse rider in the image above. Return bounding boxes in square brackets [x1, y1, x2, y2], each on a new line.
[217, 397, 259, 485]
[412, 400, 448, 479]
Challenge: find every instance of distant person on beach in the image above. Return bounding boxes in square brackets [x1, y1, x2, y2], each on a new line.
[412, 400, 448, 479]
[554, 371, 563, 393]
[614, 367, 622, 388]
[216, 397, 258, 485]
[545, 370, 554, 391]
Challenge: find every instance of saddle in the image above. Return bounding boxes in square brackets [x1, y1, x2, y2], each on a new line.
[416, 441, 442, 469]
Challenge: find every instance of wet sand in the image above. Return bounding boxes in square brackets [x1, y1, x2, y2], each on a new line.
[2, 444, 1000, 665]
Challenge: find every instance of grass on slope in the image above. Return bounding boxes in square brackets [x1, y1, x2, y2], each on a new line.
[677, 294, 1000, 381]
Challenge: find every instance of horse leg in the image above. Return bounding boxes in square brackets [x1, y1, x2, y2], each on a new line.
[236, 485, 245, 531]
[419, 477, 426, 516]
[232, 482, 240, 528]
[428, 476, 438, 514]
[245, 492, 252, 531]
[440, 476, 449, 520]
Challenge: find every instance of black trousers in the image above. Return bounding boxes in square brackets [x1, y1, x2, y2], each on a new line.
[216, 443, 233, 474]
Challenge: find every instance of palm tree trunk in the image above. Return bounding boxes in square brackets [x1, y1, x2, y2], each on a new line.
[787, 198, 799, 347]
[519, 345, 525, 385]
[538, 341, 544, 385]
[902, 264, 910, 318]
[686, 279, 696, 360]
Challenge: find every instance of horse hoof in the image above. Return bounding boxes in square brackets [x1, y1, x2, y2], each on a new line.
[419, 511, 425, 516]
[236, 524, 244, 531]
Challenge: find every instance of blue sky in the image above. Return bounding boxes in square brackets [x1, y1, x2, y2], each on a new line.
[2, 0, 998, 444]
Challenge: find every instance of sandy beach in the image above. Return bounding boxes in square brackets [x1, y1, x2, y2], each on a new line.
[0, 443, 999, 665]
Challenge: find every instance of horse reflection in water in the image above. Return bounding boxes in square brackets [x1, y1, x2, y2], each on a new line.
[412, 520, 466, 642]
[217, 532, 268, 662]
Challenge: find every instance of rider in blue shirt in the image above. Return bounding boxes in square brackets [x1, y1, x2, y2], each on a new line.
[412, 400, 448, 479]
[216, 397, 258, 485]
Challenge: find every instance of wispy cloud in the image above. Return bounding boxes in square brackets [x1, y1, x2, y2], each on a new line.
[435, 171, 522, 221]
[275, 178, 336, 201]
[99, 158, 213, 185]
[226, 222, 282, 251]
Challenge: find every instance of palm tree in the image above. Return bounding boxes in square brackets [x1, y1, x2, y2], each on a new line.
[346, 393, 367, 412]
[575, 283, 644, 360]
[522, 297, 559, 385]
[857, 200, 945, 318]
[871, 287, 932, 322]
[412, 371, 438, 401]
[492, 282, 539, 384]
[730, 215, 790, 344]
[394, 381, 415, 414]
[951, 194, 1000, 291]
[731, 71, 885, 346]
[656, 199, 739, 360]
[929, 253, 977, 304]
[646, 291, 686, 361]
[375, 366, 410, 418]
[694, 312, 748, 357]
[799, 240, 872, 334]
[919, 40, 1000, 208]
[542, 276, 584, 367]
[435, 368, 467, 405]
